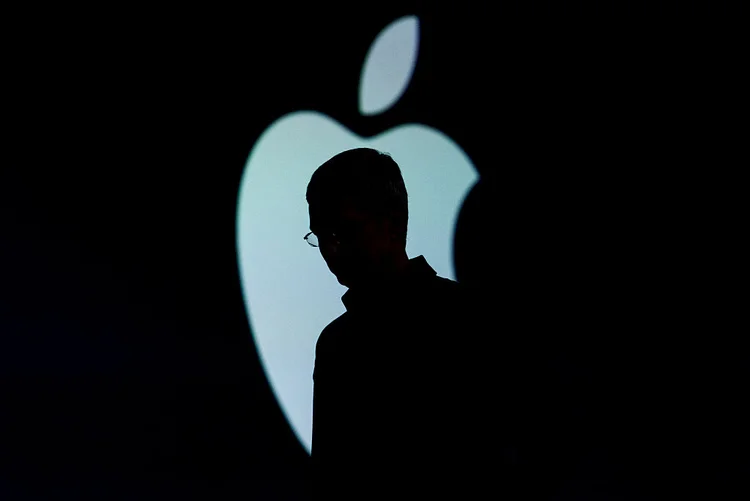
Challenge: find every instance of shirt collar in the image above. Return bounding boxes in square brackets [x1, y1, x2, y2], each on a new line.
[341, 255, 437, 312]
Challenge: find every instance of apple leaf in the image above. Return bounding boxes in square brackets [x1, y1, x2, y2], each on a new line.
[359, 15, 419, 116]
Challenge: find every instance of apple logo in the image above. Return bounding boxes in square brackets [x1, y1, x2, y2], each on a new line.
[236, 15, 478, 454]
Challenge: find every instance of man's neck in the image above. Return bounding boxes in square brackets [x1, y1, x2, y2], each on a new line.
[390, 250, 409, 276]
[355, 252, 410, 290]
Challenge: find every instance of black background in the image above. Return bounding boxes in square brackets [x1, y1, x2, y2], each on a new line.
[1, 2, 744, 500]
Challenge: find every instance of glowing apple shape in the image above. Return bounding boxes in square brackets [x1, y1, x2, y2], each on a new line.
[236, 15, 478, 454]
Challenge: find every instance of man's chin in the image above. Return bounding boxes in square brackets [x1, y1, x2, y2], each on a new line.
[337, 271, 367, 289]
[335, 273, 351, 288]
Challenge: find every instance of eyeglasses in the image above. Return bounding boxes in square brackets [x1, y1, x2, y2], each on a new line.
[304, 231, 340, 248]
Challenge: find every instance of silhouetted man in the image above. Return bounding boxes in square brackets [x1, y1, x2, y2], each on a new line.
[306, 148, 483, 499]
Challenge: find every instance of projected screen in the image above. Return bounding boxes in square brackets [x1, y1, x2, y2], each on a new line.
[235, 16, 478, 453]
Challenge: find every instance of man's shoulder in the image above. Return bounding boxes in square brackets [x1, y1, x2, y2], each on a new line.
[313, 313, 350, 382]
[426, 276, 486, 339]
[315, 312, 351, 355]
[427, 275, 477, 307]
[432, 275, 463, 293]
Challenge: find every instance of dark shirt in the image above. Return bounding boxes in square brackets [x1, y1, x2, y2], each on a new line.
[311, 255, 483, 499]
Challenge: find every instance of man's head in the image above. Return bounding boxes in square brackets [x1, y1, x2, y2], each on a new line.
[306, 148, 409, 288]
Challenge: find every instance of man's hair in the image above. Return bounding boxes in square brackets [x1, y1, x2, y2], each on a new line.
[306, 148, 409, 246]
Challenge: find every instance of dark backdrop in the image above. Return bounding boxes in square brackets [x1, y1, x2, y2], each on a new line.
[1, 2, 744, 500]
